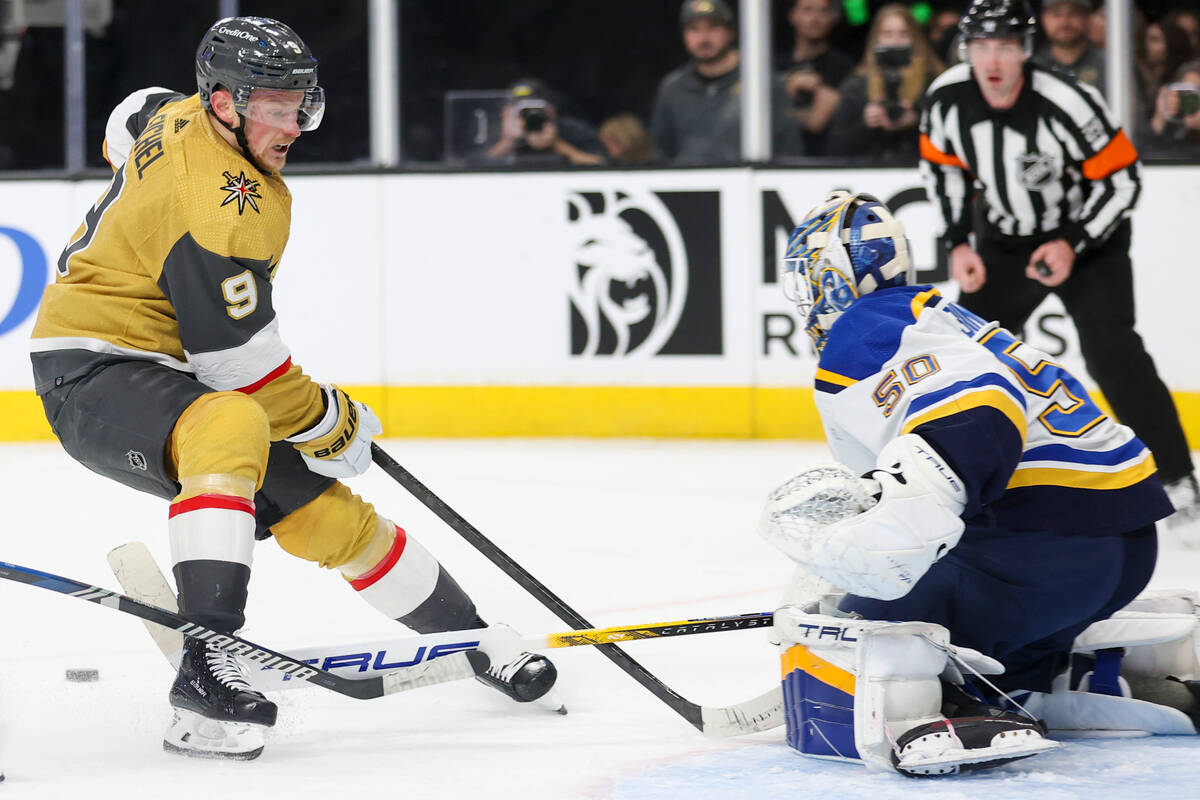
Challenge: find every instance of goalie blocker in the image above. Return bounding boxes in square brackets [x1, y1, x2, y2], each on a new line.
[776, 607, 1059, 777]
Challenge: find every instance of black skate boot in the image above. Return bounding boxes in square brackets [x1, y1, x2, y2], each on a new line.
[890, 680, 1055, 777]
[477, 650, 563, 710]
[163, 638, 278, 760]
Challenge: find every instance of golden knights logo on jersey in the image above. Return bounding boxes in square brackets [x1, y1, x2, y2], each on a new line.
[567, 189, 722, 357]
[220, 170, 263, 215]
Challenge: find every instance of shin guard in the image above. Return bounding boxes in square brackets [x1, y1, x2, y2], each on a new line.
[169, 487, 256, 633]
[346, 522, 479, 634]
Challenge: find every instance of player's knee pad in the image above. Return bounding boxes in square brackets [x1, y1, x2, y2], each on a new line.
[170, 392, 270, 490]
[775, 606, 1055, 775]
[1020, 589, 1200, 735]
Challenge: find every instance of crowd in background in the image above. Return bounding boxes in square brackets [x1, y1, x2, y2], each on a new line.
[1, 0, 1199, 170]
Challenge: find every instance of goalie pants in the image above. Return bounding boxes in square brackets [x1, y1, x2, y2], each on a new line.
[839, 522, 1157, 693]
[959, 221, 1193, 485]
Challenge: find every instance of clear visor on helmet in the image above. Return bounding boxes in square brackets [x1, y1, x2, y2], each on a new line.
[236, 86, 325, 132]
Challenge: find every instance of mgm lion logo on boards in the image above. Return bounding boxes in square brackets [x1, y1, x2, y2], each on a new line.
[567, 189, 722, 357]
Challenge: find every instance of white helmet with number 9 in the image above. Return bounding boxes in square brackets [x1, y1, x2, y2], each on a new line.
[781, 191, 913, 352]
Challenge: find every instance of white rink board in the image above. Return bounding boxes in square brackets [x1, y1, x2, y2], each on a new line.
[1, 166, 1197, 391]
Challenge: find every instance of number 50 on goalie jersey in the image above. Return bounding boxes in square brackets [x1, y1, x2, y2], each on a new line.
[813, 286, 1172, 535]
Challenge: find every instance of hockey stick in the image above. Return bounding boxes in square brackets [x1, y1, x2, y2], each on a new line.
[110, 541, 775, 694]
[369, 443, 784, 736]
[0, 559, 487, 700]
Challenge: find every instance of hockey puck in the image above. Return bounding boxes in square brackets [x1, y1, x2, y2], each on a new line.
[65, 668, 99, 682]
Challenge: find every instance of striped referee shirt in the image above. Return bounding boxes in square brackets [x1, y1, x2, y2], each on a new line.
[919, 62, 1140, 253]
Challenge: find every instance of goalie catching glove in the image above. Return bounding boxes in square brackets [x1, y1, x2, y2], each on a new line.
[287, 385, 382, 478]
[760, 434, 968, 600]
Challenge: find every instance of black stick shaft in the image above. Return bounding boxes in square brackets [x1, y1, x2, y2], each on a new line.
[370, 443, 707, 729]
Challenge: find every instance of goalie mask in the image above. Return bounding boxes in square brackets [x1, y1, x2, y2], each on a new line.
[781, 191, 913, 351]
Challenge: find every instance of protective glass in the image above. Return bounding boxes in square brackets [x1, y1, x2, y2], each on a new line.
[237, 86, 326, 132]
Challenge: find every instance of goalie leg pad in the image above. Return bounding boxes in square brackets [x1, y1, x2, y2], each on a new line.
[1019, 589, 1200, 735]
[775, 607, 1059, 775]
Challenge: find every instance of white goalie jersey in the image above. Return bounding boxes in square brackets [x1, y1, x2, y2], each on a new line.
[812, 286, 1171, 535]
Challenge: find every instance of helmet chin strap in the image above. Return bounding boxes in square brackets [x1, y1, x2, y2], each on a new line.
[215, 111, 272, 176]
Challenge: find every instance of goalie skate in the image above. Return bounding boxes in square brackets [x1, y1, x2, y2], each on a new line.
[164, 638, 277, 760]
[891, 714, 1058, 777]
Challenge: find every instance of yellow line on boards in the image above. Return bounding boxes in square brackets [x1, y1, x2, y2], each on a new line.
[2, 387, 1197, 444]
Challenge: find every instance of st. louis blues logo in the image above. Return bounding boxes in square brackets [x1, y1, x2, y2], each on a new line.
[219, 170, 262, 215]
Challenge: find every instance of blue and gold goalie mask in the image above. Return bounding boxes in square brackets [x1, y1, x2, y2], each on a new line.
[781, 191, 914, 351]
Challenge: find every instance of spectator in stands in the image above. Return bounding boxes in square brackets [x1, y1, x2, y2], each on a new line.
[1142, 59, 1200, 158]
[1136, 17, 1194, 122]
[650, 0, 802, 163]
[1167, 8, 1200, 54]
[779, 0, 855, 156]
[599, 113, 652, 164]
[928, 4, 965, 64]
[1089, 2, 1107, 50]
[1033, 0, 1106, 95]
[486, 77, 607, 166]
[826, 4, 943, 163]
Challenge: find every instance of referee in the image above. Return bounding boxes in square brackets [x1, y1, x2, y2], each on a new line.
[919, 0, 1199, 535]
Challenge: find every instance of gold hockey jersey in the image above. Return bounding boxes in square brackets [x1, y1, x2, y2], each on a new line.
[31, 90, 321, 439]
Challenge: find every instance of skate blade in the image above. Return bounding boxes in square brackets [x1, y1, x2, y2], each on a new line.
[536, 688, 568, 715]
[163, 709, 268, 761]
[897, 737, 1059, 776]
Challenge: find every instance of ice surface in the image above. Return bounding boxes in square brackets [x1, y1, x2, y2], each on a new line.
[1, 438, 1198, 798]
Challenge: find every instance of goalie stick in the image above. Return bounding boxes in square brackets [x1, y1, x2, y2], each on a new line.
[369, 443, 784, 737]
[110, 540, 777, 693]
[0, 559, 487, 700]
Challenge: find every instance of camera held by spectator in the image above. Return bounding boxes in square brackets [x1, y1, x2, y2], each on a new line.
[825, 3, 943, 162]
[486, 78, 607, 166]
[1144, 61, 1200, 156]
[874, 44, 912, 122]
[1170, 82, 1200, 118]
[515, 99, 552, 139]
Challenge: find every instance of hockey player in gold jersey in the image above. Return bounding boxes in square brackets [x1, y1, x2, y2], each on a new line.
[29, 16, 559, 760]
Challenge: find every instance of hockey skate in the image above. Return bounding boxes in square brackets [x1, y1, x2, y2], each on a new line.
[477, 650, 565, 713]
[889, 681, 1055, 778]
[164, 637, 278, 760]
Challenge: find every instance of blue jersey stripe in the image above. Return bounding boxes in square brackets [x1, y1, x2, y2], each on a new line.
[905, 373, 1026, 419]
[1020, 438, 1149, 467]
